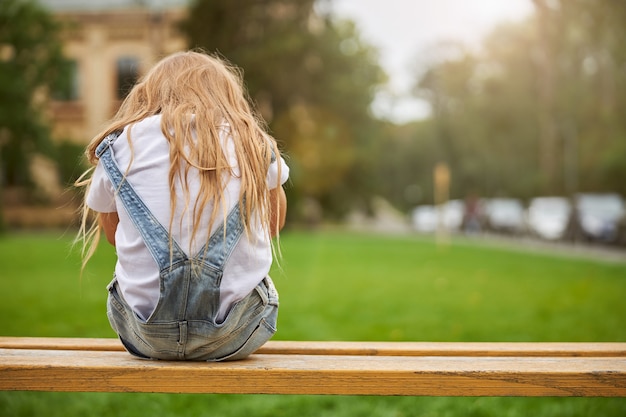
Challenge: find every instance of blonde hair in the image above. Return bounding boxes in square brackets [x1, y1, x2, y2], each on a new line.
[76, 50, 282, 268]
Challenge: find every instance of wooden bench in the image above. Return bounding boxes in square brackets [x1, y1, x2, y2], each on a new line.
[1, 337, 625, 397]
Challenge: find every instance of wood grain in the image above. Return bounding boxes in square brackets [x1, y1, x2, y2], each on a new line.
[1, 345, 625, 396]
[1, 337, 625, 357]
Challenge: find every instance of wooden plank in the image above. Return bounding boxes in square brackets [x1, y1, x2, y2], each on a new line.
[263, 341, 626, 358]
[0, 348, 625, 396]
[1, 337, 625, 357]
[0, 337, 124, 352]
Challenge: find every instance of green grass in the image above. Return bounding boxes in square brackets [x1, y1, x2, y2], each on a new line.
[1, 230, 625, 416]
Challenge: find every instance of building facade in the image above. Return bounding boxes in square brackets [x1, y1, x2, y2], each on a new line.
[42, 0, 189, 144]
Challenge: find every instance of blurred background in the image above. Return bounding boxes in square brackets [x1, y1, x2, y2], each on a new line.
[2, 2, 625, 415]
[1, 0, 626, 250]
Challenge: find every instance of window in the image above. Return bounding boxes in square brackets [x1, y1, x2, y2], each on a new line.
[116, 56, 139, 99]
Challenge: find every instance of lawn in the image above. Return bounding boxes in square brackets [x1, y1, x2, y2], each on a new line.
[0, 230, 625, 416]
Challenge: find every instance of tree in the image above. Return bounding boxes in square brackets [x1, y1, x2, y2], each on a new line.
[401, 0, 626, 203]
[556, 0, 626, 194]
[181, 0, 386, 219]
[0, 0, 67, 191]
[504, 0, 626, 195]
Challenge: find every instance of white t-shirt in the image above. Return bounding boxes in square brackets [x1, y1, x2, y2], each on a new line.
[86, 115, 289, 321]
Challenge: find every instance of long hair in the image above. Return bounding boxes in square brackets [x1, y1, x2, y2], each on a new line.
[75, 50, 282, 268]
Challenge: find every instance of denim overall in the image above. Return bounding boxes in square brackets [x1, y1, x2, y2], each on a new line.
[95, 131, 278, 361]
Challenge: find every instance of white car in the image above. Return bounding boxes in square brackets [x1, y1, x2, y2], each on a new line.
[411, 200, 467, 234]
[483, 198, 526, 234]
[527, 197, 572, 240]
[411, 205, 438, 233]
[575, 193, 626, 243]
[441, 200, 465, 232]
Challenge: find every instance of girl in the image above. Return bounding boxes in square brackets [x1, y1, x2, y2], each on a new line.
[76, 50, 289, 361]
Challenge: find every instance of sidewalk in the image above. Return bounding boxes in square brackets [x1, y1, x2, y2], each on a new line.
[456, 233, 626, 264]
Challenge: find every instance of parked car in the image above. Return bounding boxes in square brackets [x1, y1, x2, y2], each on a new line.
[616, 214, 626, 247]
[411, 201, 466, 234]
[411, 205, 438, 233]
[526, 197, 572, 240]
[441, 200, 465, 232]
[483, 198, 526, 235]
[573, 193, 626, 243]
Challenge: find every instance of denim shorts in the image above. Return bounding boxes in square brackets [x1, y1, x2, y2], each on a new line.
[107, 276, 279, 361]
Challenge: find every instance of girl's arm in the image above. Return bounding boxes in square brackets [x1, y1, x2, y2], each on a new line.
[269, 186, 287, 238]
[98, 212, 119, 247]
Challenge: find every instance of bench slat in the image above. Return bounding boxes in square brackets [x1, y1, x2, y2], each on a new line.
[1, 348, 625, 396]
[1, 337, 625, 358]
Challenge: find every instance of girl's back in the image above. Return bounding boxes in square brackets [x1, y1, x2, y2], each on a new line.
[77, 50, 288, 361]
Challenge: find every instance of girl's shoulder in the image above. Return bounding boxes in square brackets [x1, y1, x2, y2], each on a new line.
[113, 115, 169, 161]
[119, 115, 166, 145]
[128, 114, 163, 134]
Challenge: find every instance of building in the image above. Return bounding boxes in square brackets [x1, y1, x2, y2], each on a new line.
[1, 1, 189, 227]
[42, 0, 189, 144]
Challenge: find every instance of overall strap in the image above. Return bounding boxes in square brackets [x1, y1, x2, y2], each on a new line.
[95, 131, 246, 272]
[96, 131, 187, 270]
[195, 198, 245, 270]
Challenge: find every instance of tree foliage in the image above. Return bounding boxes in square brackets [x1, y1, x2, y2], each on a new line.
[379, 0, 626, 208]
[182, 0, 386, 219]
[0, 0, 67, 188]
[183, 0, 626, 218]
